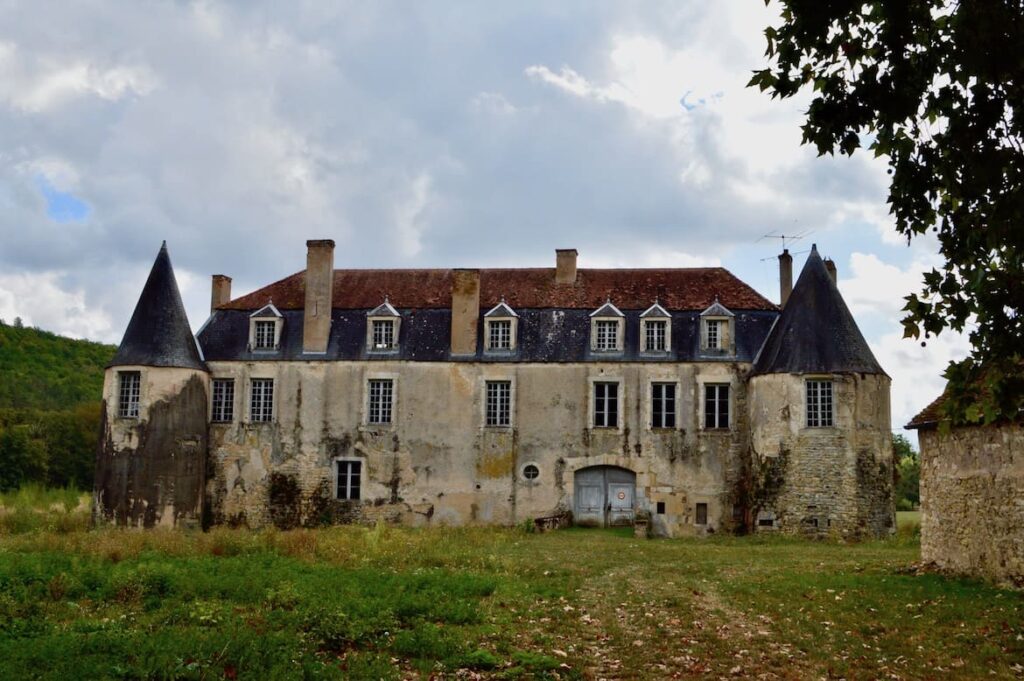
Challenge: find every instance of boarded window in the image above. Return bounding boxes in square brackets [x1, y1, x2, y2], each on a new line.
[211, 378, 234, 422]
[593, 382, 619, 428]
[368, 379, 394, 424]
[651, 382, 676, 429]
[117, 371, 141, 418]
[695, 503, 708, 525]
[485, 380, 512, 426]
[704, 384, 730, 429]
[806, 380, 834, 427]
[250, 378, 274, 422]
[644, 320, 667, 352]
[337, 460, 361, 500]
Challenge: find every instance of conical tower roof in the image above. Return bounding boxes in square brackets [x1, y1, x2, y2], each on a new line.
[109, 242, 206, 371]
[752, 245, 885, 376]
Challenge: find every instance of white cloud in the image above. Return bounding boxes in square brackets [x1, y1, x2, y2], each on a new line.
[841, 252, 939, 319]
[0, 271, 113, 340]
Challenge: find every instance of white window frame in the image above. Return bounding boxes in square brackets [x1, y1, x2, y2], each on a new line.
[642, 318, 669, 353]
[211, 378, 235, 423]
[483, 379, 514, 428]
[702, 382, 731, 430]
[705, 318, 723, 350]
[805, 378, 835, 428]
[590, 377, 623, 430]
[367, 318, 399, 351]
[117, 371, 141, 419]
[364, 373, 398, 427]
[249, 377, 275, 423]
[335, 458, 363, 501]
[592, 319, 622, 352]
[485, 318, 515, 351]
[248, 304, 283, 352]
[649, 380, 678, 430]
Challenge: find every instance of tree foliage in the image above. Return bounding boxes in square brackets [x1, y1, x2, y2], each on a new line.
[892, 433, 919, 510]
[751, 0, 1024, 424]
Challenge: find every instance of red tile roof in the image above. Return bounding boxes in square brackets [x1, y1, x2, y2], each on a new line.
[221, 267, 778, 312]
[906, 394, 946, 429]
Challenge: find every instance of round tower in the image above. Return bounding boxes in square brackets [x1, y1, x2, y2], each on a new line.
[746, 246, 894, 537]
[94, 242, 210, 528]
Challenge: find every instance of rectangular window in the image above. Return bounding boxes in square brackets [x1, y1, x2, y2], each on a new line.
[704, 384, 730, 429]
[593, 381, 619, 428]
[488, 320, 512, 350]
[806, 380, 834, 427]
[705, 319, 721, 349]
[337, 460, 362, 501]
[211, 378, 235, 422]
[371, 320, 395, 349]
[595, 320, 619, 351]
[656, 501, 666, 515]
[651, 382, 676, 429]
[254, 320, 276, 349]
[485, 380, 512, 426]
[645, 320, 667, 352]
[117, 371, 141, 418]
[250, 378, 274, 422]
[695, 503, 708, 525]
[368, 379, 394, 424]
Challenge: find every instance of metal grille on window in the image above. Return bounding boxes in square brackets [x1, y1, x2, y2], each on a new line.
[212, 379, 234, 422]
[368, 379, 394, 424]
[645, 320, 667, 352]
[485, 380, 511, 426]
[705, 320, 721, 349]
[595, 320, 618, 351]
[652, 382, 676, 429]
[522, 464, 539, 480]
[488, 320, 512, 350]
[118, 372, 141, 418]
[704, 384, 730, 429]
[254, 321, 276, 349]
[337, 460, 361, 500]
[250, 378, 274, 422]
[806, 380, 834, 427]
[372, 320, 395, 349]
[594, 382, 619, 428]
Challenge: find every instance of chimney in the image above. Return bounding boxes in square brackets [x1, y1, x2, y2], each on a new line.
[303, 239, 335, 354]
[556, 249, 578, 284]
[210, 275, 232, 313]
[824, 258, 838, 284]
[778, 249, 793, 307]
[450, 268, 480, 355]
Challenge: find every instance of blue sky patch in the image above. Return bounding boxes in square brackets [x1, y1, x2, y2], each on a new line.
[36, 175, 90, 223]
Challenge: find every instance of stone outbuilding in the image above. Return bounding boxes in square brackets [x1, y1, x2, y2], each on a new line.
[95, 240, 895, 537]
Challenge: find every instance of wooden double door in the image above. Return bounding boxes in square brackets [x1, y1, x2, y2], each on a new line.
[573, 466, 636, 527]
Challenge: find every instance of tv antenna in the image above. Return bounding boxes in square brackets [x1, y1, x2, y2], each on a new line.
[757, 230, 811, 251]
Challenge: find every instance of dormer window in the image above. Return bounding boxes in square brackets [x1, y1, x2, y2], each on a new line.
[248, 303, 283, 352]
[366, 298, 401, 353]
[590, 300, 624, 353]
[640, 301, 672, 353]
[700, 298, 735, 355]
[484, 299, 519, 352]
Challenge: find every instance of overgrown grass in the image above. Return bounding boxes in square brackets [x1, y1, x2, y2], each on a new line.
[0, 484, 90, 536]
[0, 520, 1021, 679]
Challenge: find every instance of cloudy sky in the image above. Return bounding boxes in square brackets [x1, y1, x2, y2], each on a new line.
[0, 0, 965, 435]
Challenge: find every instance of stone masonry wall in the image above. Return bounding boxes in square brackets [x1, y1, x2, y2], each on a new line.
[919, 424, 1024, 586]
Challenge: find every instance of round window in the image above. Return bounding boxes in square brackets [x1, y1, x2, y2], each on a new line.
[522, 464, 540, 480]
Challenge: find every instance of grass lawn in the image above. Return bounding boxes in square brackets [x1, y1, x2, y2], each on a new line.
[0, 507, 1022, 679]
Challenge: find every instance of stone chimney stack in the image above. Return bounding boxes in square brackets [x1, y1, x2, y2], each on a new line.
[210, 275, 232, 313]
[824, 258, 838, 284]
[303, 239, 335, 354]
[778, 249, 793, 307]
[450, 269, 480, 356]
[556, 248, 578, 284]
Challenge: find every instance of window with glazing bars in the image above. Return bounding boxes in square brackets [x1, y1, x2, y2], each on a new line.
[593, 382, 619, 428]
[372, 320, 395, 349]
[645, 320, 667, 352]
[368, 379, 394, 424]
[595, 320, 619, 351]
[488, 320, 512, 350]
[337, 460, 361, 500]
[250, 378, 274, 422]
[118, 371, 141, 418]
[485, 380, 511, 426]
[651, 382, 676, 429]
[254, 320, 276, 349]
[705, 319, 721, 349]
[211, 378, 234, 422]
[704, 384, 730, 429]
[806, 380, 834, 427]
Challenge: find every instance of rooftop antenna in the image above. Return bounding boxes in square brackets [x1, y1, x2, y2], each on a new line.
[757, 230, 810, 251]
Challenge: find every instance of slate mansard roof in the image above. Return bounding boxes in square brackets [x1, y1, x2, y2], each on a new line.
[752, 245, 886, 377]
[110, 242, 207, 371]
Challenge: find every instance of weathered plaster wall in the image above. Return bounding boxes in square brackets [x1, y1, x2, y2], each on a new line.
[919, 424, 1024, 585]
[95, 366, 209, 528]
[747, 372, 894, 538]
[205, 360, 752, 536]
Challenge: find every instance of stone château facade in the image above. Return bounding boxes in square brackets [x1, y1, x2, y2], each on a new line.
[95, 240, 895, 537]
